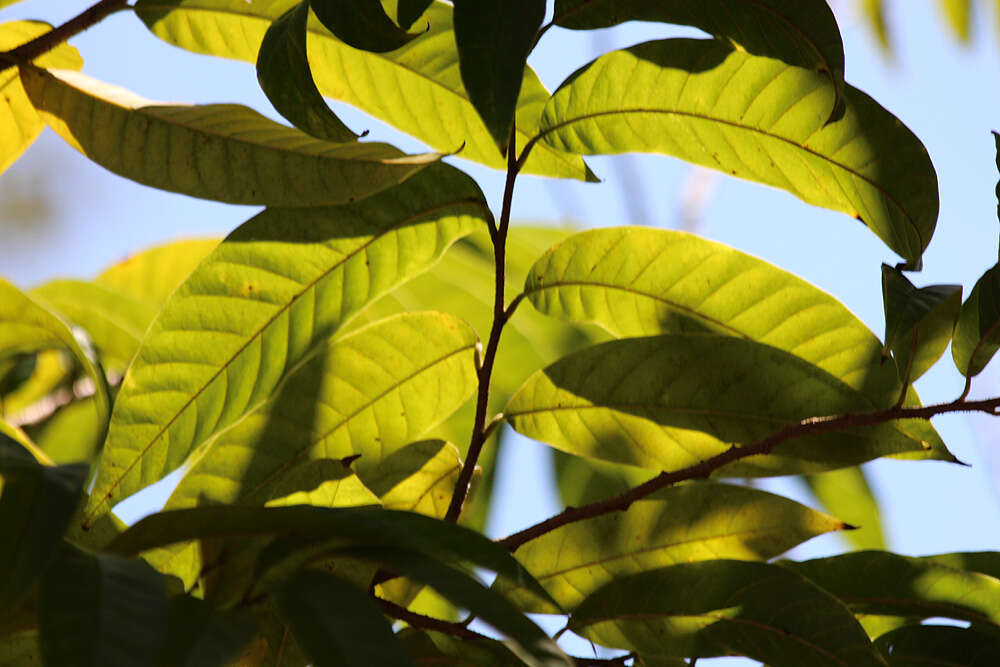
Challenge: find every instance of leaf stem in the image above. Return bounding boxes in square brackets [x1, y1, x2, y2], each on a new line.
[0, 0, 130, 73]
[498, 393, 1000, 551]
[445, 128, 523, 522]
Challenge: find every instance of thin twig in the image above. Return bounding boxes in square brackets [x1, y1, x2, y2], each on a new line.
[498, 393, 1000, 551]
[0, 0, 130, 73]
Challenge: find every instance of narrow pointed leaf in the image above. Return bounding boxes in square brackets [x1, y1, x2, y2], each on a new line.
[881, 264, 962, 383]
[802, 466, 886, 550]
[783, 551, 1000, 627]
[39, 545, 167, 667]
[397, 0, 434, 29]
[538, 39, 937, 265]
[95, 239, 218, 307]
[86, 165, 487, 522]
[256, 1, 359, 142]
[940, 0, 972, 42]
[454, 0, 545, 154]
[0, 21, 82, 174]
[133, 0, 595, 180]
[523, 227, 952, 460]
[311, 0, 418, 53]
[496, 482, 848, 613]
[160, 595, 256, 667]
[21, 66, 438, 206]
[568, 560, 883, 666]
[552, 0, 846, 117]
[364, 439, 462, 517]
[953, 263, 1000, 376]
[505, 334, 925, 478]
[163, 312, 478, 509]
[874, 625, 1000, 665]
[272, 570, 412, 667]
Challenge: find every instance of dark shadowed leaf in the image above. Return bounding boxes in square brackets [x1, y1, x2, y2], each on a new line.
[397, 628, 524, 667]
[953, 263, 1000, 376]
[874, 624, 1000, 665]
[159, 595, 256, 667]
[311, 0, 418, 53]
[454, 0, 545, 154]
[568, 560, 883, 665]
[397, 0, 434, 29]
[256, 1, 359, 142]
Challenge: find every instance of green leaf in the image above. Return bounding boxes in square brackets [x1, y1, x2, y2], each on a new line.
[30, 280, 157, 371]
[28, 396, 105, 464]
[861, 0, 891, 51]
[262, 458, 381, 508]
[496, 482, 848, 613]
[802, 466, 887, 550]
[159, 595, 256, 667]
[311, 0, 418, 53]
[86, 165, 487, 522]
[272, 570, 413, 667]
[256, 1, 359, 142]
[95, 239, 219, 307]
[363, 439, 462, 517]
[523, 227, 952, 461]
[874, 625, 1000, 665]
[39, 544, 167, 667]
[20, 65, 439, 207]
[952, 263, 1000, 376]
[568, 560, 883, 665]
[505, 334, 925, 477]
[783, 551, 1000, 627]
[940, 0, 972, 42]
[397, 0, 434, 30]
[164, 311, 477, 510]
[0, 434, 88, 611]
[881, 264, 962, 383]
[0, 631, 41, 667]
[0, 20, 82, 174]
[397, 629, 524, 667]
[454, 0, 545, 154]
[537, 39, 938, 266]
[133, 0, 596, 180]
[552, 0, 846, 118]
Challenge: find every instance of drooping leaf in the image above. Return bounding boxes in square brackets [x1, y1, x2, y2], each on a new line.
[20, 66, 439, 207]
[783, 551, 1000, 627]
[568, 560, 883, 665]
[940, 0, 972, 42]
[30, 280, 157, 371]
[881, 264, 961, 383]
[272, 570, 413, 667]
[39, 544, 167, 667]
[874, 624, 1000, 665]
[454, 0, 545, 154]
[522, 227, 952, 461]
[537, 39, 937, 266]
[95, 239, 218, 307]
[0, 20, 82, 174]
[552, 0, 846, 117]
[0, 434, 88, 611]
[496, 482, 848, 613]
[802, 466, 887, 550]
[310, 0, 419, 53]
[133, 0, 595, 180]
[163, 311, 478, 509]
[256, 1, 359, 142]
[85, 165, 487, 523]
[363, 439, 462, 517]
[159, 595, 256, 667]
[505, 334, 925, 477]
[396, 0, 434, 29]
[953, 263, 1000, 376]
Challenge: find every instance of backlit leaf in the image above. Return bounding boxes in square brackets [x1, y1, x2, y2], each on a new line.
[537, 39, 937, 266]
[364, 439, 462, 517]
[861, 0, 891, 51]
[311, 0, 418, 53]
[874, 624, 1000, 665]
[940, 0, 972, 42]
[802, 466, 886, 550]
[505, 334, 925, 477]
[496, 482, 847, 613]
[133, 0, 595, 180]
[20, 66, 438, 207]
[952, 263, 1000, 376]
[95, 239, 219, 307]
[0, 21, 82, 174]
[86, 165, 487, 523]
[568, 560, 882, 665]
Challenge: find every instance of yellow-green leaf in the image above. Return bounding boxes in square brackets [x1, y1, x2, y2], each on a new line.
[95, 239, 219, 307]
[263, 458, 380, 508]
[940, 0, 972, 42]
[537, 39, 937, 266]
[802, 466, 886, 551]
[20, 65, 439, 206]
[364, 439, 462, 517]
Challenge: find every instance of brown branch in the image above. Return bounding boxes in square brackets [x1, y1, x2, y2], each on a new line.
[0, 0, 130, 73]
[498, 394, 1000, 551]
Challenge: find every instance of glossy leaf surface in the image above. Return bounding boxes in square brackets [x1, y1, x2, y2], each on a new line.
[256, 1, 359, 142]
[538, 39, 937, 265]
[568, 560, 882, 665]
[505, 334, 925, 477]
[497, 482, 847, 613]
[134, 0, 595, 180]
[261, 458, 380, 508]
[874, 624, 1000, 665]
[952, 263, 1000, 376]
[940, 0, 972, 42]
[87, 165, 487, 521]
[454, 0, 545, 154]
[21, 66, 438, 207]
[0, 21, 82, 174]
[311, 0, 418, 53]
